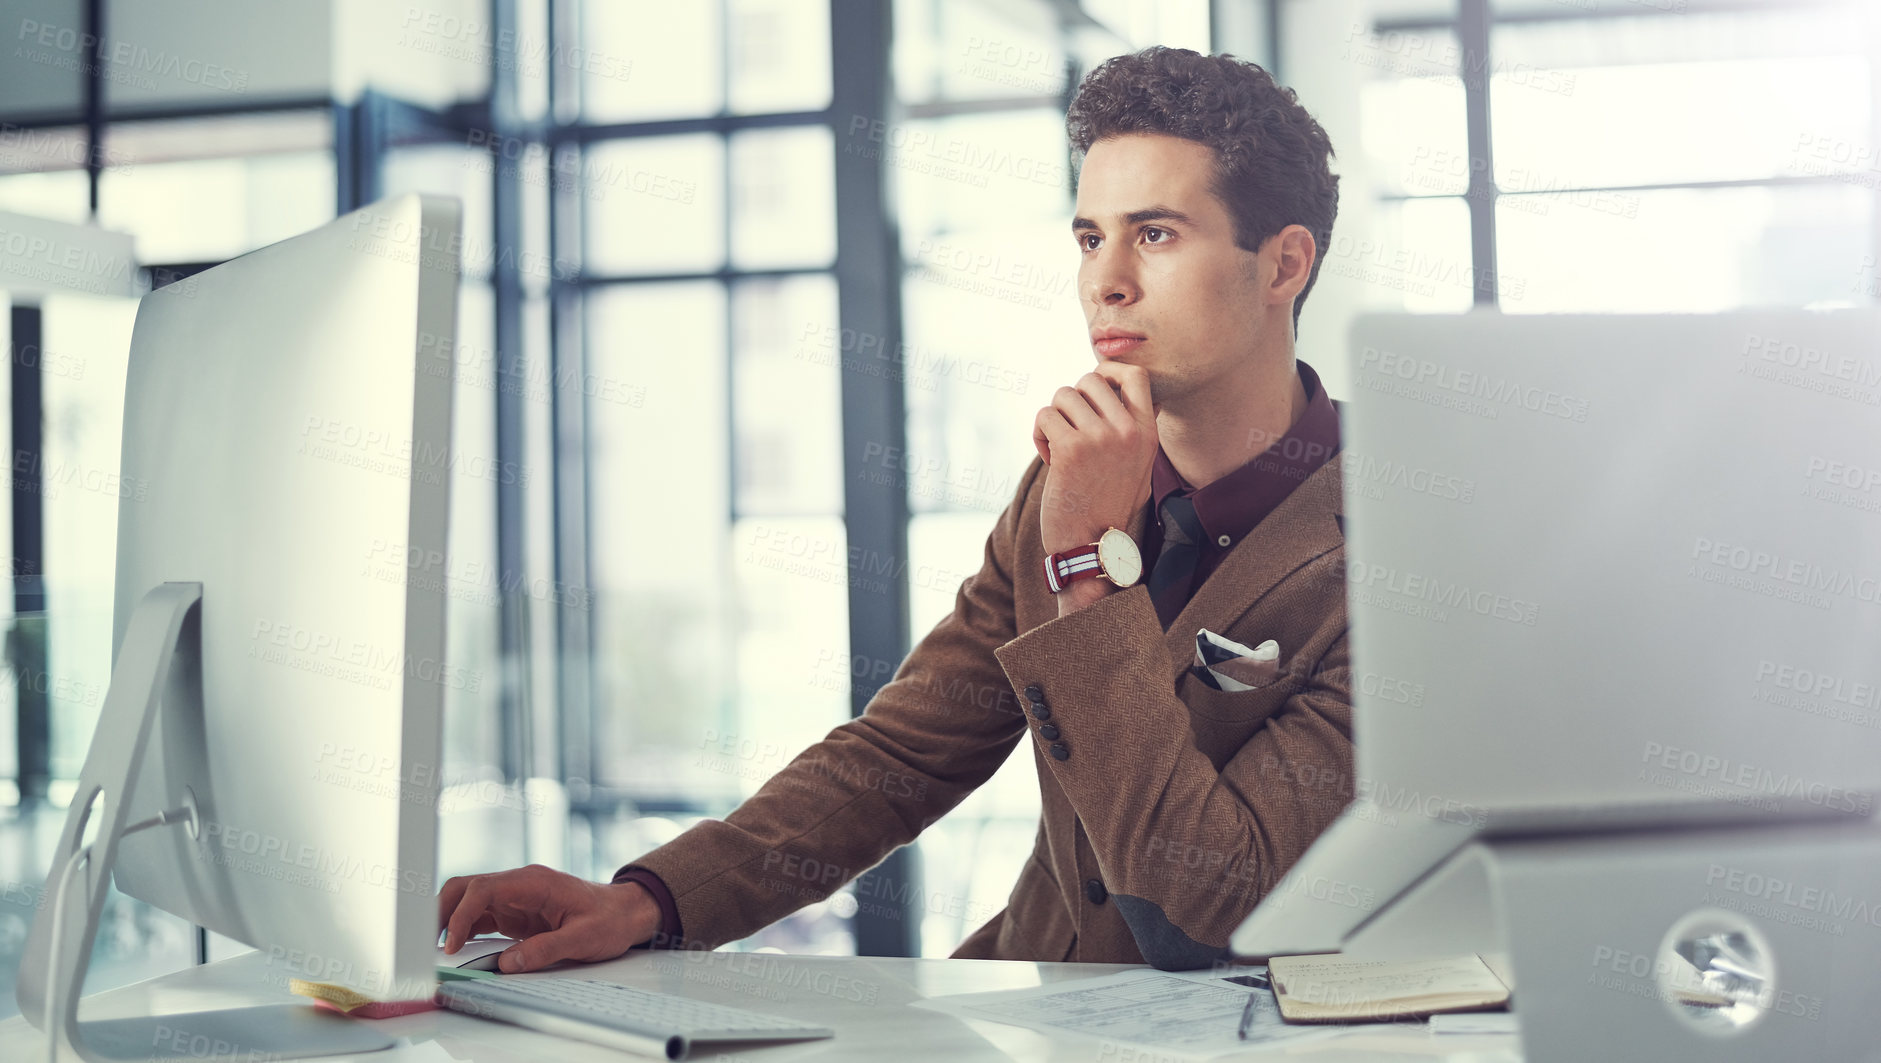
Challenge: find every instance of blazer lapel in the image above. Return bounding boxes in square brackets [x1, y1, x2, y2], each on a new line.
[1160, 460, 1347, 683]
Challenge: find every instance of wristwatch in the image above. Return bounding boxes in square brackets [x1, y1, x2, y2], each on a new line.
[1043, 528, 1143, 593]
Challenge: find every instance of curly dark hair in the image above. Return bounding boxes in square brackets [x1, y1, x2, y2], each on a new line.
[1066, 47, 1339, 333]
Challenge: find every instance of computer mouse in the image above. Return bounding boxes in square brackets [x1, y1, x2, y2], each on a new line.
[458, 949, 508, 973]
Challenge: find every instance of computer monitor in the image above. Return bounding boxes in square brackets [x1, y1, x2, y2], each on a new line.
[17, 193, 461, 1061]
[1235, 308, 1881, 960]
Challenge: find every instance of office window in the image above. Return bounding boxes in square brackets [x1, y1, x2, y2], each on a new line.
[383, 144, 500, 281]
[0, 126, 99, 224]
[1489, 6, 1875, 312]
[727, 0, 832, 114]
[561, 0, 861, 955]
[439, 282, 520, 874]
[0, 301, 9, 794]
[729, 128, 836, 271]
[1371, 0, 1880, 314]
[580, 0, 724, 122]
[1492, 54, 1868, 191]
[1363, 59, 1468, 199]
[582, 136, 727, 277]
[98, 153, 335, 264]
[95, 115, 336, 265]
[893, 0, 1072, 105]
[732, 275, 842, 515]
[1352, 19, 1479, 315]
[586, 279, 732, 797]
[1499, 183, 1871, 312]
[0, 169, 91, 225]
[39, 294, 138, 784]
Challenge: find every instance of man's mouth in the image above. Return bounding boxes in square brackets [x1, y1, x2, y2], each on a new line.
[1091, 329, 1146, 358]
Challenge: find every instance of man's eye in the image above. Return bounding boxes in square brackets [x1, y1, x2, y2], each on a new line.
[1078, 233, 1101, 251]
[1143, 227, 1169, 244]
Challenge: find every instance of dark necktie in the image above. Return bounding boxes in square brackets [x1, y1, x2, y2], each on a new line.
[1147, 494, 1204, 628]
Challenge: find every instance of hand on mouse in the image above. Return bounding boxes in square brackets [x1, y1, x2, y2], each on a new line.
[437, 864, 662, 974]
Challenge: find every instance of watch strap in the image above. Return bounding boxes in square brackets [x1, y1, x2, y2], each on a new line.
[1044, 545, 1105, 594]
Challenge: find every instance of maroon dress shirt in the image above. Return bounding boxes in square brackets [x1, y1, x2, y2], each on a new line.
[1142, 359, 1342, 595]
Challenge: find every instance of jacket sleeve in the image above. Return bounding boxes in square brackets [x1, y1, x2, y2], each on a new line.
[992, 575, 1354, 970]
[615, 463, 1039, 950]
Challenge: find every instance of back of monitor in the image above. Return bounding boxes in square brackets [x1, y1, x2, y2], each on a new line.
[1342, 309, 1881, 828]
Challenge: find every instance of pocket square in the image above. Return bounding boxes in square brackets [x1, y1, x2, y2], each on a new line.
[1193, 629, 1282, 692]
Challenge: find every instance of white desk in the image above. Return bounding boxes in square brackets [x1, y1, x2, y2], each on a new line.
[0, 950, 1521, 1061]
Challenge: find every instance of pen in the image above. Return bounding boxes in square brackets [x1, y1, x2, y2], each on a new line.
[1237, 991, 1257, 1040]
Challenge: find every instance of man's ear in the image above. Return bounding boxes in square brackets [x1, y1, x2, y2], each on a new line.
[1268, 224, 1317, 309]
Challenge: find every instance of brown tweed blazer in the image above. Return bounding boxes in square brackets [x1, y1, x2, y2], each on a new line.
[626, 455, 1354, 969]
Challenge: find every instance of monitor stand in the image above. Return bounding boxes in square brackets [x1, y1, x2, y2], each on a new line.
[1343, 816, 1881, 1062]
[14, 582, 395, 1062]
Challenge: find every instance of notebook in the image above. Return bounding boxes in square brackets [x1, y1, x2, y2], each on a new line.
[1266, 953, 1513, 1024]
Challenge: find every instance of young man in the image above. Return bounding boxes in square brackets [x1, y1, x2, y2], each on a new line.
[439, 46, 1349, 972]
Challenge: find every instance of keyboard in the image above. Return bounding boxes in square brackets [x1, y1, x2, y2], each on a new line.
[436, 977, 835, 1060]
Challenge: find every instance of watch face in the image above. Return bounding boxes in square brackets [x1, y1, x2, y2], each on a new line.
[1097, 528, 1142, 587]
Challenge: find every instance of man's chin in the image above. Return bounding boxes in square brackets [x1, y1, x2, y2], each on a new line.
[1144, 372, 1186, 410]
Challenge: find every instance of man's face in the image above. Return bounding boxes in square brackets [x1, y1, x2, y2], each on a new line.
[1072, 133, 1273, 407]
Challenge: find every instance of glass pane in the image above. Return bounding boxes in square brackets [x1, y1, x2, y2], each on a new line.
[1359, 37, 1467, 197]
[1329, 195, 1477, 315]
[434, 282, 514, 879]
[910, 757, 1039, 955]
[581, 0, 722, 122]
[97, 153, 335, 263]
[1082, 0, 1211, 51]
[0, 169, 89, 227]
[901, 220, 1084, 516]
[1344, 19, 1463, 82]
[729, 125, 835, 271]
[729, 514, 849, 799]
[40, 293, 138, 779]
[518, 144, 555, 296]
[0, 301, 9, 788]
[583, 135, 726, 276]
[1492, 3, 1867, 66]
[724, 511, 853, 957]
[585, 281, 730, 793]
[894, 0, 1070, 105]
[514, 0, 552, 123]
[1496, 183, 1873, 313]
[1492, 13, 1872, 189]
[520, 293, 558, 733]
[1490, 0, 1603, 12]
[728, 0, 831, 113]
[892, 0, 941, 103]
[383, 144, 500, 283]
[732, 275, 842, 516]
[908, 510, 1037, 957]
[0, 125, 96, 224]
[886, 109, 1073, 252]
[1369, 0, 1457, 18]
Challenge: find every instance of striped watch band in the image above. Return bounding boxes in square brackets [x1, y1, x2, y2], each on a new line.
[1043, 546, 1105, 593]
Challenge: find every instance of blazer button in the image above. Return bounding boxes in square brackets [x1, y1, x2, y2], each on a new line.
[1029, 701, 1051, 721]
[1049, 742, 1069, 761]
[1038, 722, 1060, 741]
[1085, 879, 1108, 905]
[1024, 684, 1044, 702]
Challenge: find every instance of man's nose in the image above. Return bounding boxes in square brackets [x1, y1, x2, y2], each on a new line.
[1085, 258, 1139, 307]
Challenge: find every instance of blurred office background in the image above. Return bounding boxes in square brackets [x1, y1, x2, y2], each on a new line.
[0, 0, 1872, 1016]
